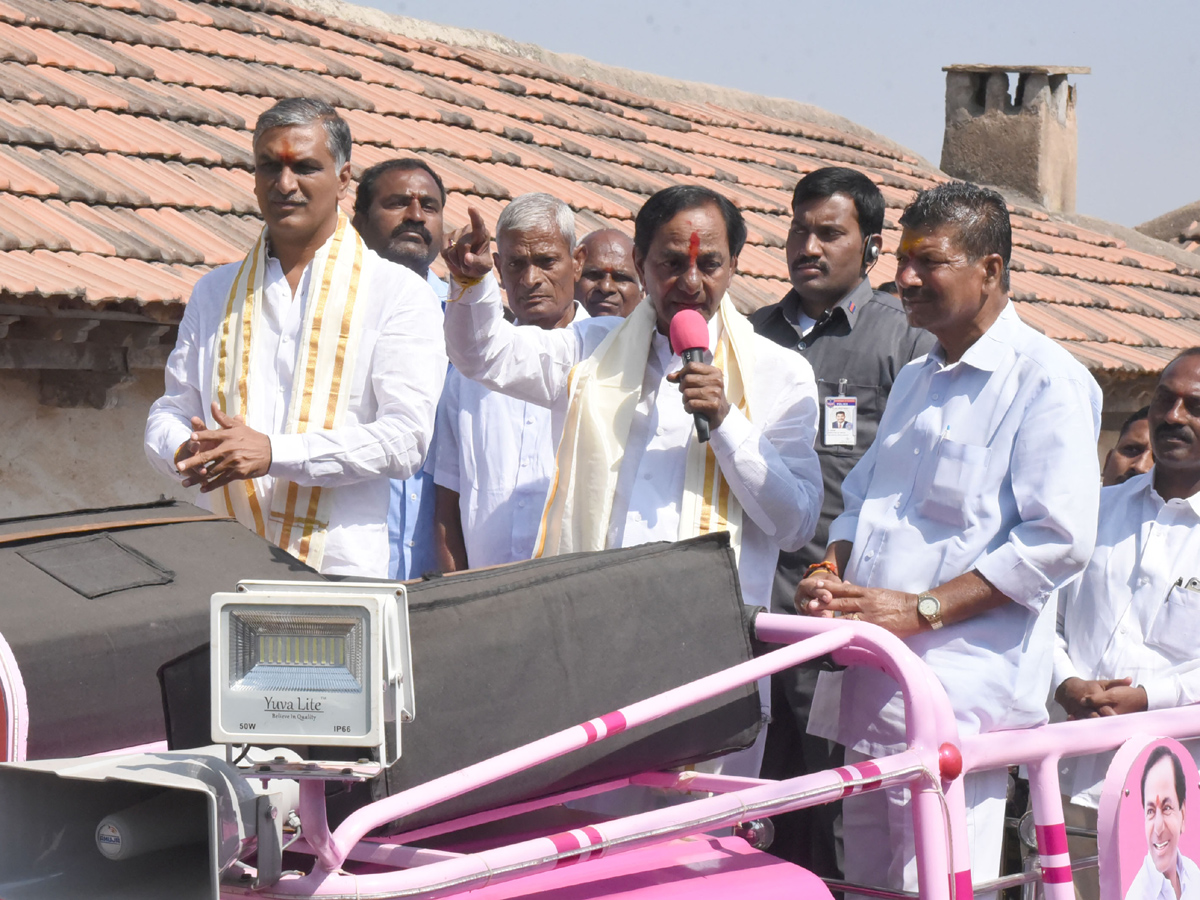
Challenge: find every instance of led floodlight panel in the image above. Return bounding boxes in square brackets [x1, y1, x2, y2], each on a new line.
[212, 591, 388, 748]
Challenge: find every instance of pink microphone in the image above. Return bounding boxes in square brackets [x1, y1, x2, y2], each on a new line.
[669, 308, 711, 443]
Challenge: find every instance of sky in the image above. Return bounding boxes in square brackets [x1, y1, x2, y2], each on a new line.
[358, 0, 1199, 229]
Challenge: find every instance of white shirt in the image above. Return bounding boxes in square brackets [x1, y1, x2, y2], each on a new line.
[810, 302, 1102, 754]
[443, 273, 823, 612]
[1055, 471, 1200, 807]
[1126, 850, 1200, 900]
[145, 244, 447, 577]
[434, 303, 588, 569]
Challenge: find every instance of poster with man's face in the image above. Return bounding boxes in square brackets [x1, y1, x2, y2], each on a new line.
[1100, 737, 1200, 900]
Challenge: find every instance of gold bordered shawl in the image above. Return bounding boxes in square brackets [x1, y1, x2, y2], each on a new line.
[209, 213, 366, 571]
[534, 294, 754, 559]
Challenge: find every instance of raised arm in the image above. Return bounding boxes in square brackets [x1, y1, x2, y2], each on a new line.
[441, 208, 583, 408]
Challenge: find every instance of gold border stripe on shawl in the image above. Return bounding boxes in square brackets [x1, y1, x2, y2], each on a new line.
[322, 235, 363, 430]
[278, 481, 301, 551]
[296, 487, 323, 564]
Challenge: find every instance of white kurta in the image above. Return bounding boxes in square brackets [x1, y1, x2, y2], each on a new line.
[433, 304, 588, 569]
[145, 244, 447, 577]
[1055, 471, 1200, 808]
[442, 273, 823, 613]
[811, 302, 1103, 755]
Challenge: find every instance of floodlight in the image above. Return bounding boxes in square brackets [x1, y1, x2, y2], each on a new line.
[211, 583, 412, 765]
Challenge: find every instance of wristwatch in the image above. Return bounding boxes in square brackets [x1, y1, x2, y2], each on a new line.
[916, 592, 944, 630]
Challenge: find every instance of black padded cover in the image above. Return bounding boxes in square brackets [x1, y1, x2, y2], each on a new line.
[0, 501, 320, 758]
[159, 535, 760, 833]
[339, 534, 760, 831]
[159, 535, 758, 830]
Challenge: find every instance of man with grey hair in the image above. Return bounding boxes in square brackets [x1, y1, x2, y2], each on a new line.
[432, 192, 586, 570]
[145, 97, 446, 577]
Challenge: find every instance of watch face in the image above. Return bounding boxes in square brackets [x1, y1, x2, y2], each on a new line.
[918, 596, 938, 617]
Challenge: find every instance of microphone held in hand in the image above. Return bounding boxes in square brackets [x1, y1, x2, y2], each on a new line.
[669, 308, 711, 443]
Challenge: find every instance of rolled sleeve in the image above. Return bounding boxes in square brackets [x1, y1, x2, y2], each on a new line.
[709, 354, 823, 552]
[976, 375, 1101, 611]
[1142, 675, 1180, 712]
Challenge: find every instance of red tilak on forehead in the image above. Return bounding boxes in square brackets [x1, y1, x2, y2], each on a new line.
[688, 231, 700, 265]
[277, 139, 296, 166]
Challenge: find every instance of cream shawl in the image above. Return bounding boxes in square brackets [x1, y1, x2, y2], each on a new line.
[208, 213, 367, 572]
[534, 294, 756, 559]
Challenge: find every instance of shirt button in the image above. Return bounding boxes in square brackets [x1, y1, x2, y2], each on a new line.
[410, 493, 418, 501]
[865, 551, 874, 559]
[526, 419, 533, 425]
[913, 448, 919, 455]
[406, 540, 415, 547]
[894, 500, 901, 509]
[521, 460, 528, 467]
[932, 393, 939, 401]
[798, 342, 806, 349]
[518, 500, 525, 508]
[643, 472, 653, 480]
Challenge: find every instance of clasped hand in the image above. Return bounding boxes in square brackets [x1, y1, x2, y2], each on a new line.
[176, 402, 272, 493]
[1055, 676, 1147, 719]
[795, 572, 923, 638]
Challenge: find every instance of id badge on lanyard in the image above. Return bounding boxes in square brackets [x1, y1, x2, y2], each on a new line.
[824, 379, 857, 447]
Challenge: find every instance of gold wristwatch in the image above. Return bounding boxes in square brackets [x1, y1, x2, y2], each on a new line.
[916, 592, 944, 630]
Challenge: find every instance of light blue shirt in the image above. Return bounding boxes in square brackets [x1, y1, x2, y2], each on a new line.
[387, 269, 448, 580]
[810, 302, 1103, 753]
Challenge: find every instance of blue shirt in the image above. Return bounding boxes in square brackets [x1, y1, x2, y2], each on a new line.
[387, 269, 448, 579]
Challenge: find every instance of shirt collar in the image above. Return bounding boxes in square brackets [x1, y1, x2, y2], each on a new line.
[928, 300, 1017, 373]
[780, 277, 873, 332]
[1147, 467, 1200, 517]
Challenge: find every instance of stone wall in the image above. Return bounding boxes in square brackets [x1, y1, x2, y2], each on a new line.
[0, 369, 189, 520]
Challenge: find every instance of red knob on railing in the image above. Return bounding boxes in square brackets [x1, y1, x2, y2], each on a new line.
[938, 742, 963, 781]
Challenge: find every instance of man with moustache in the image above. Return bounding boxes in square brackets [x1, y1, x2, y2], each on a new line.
[751, 166, 933, 876]
[353, 158, 449, 579]
[1104, 406, 1154, 487]
[1055, 350, 1200, 900]
[574, 228, 643, 317]
[145, 98, 445, 577]
[442, 184, 823, 774]
[432, 194, 587, 571]
[799, 182, 1102, 896]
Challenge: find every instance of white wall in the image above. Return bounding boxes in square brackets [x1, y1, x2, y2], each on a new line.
[0, 370, 190, 520]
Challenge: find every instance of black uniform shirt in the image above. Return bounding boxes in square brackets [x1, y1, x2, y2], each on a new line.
[749, 278, 936, 615]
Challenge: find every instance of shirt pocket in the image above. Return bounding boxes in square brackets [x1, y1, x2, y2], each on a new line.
[917, 438, 991, 529]
[1145, 583, 1200, 662]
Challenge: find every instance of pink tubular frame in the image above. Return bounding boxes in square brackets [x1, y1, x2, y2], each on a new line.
[0, 628, 27, 763]
[225, 614, 971, 900]
[216, 613, 1200, 900]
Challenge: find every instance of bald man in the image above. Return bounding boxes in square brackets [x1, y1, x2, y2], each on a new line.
[574, 228, 643, 317]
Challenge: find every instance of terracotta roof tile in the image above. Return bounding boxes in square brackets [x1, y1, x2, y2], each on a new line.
[0, 0, 1197, 374]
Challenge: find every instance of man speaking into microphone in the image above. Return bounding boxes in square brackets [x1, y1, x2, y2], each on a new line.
[442, 185, 823, 774]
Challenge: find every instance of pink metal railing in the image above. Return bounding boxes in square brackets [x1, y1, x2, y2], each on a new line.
[226, 614, 971, 900]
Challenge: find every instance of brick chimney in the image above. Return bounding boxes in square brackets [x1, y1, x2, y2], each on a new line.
[940, 65, 1089, 214]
